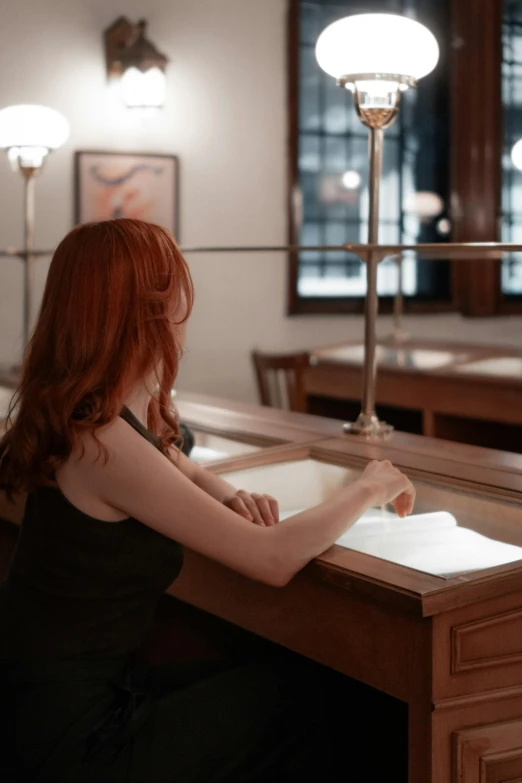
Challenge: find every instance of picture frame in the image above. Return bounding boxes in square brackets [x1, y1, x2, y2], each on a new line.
[74, 151, 180, 239]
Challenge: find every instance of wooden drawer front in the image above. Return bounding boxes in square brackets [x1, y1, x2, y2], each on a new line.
[433, 590, 522, 701]
[452, 608, 522, 675]
[453, 719, 522, 783]
[432, 692, 522, 783]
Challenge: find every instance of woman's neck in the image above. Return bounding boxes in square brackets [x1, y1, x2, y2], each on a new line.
[122, 381, 152, 427]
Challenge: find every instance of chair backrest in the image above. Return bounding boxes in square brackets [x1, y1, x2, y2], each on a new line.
[251, 350, 310, 413]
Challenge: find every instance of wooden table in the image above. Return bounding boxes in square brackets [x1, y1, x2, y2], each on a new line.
[3, 395, 522, 782]
[166, 418, 522, 783]
[305, 340, 522, 452]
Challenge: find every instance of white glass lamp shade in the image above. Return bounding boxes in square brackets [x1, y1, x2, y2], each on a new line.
[512, 138, 522, 171]
[0, 104, 69, 169]
[341, 170, 362, 189]
[404, 191, 444, 220]
[315, 14, 439, 85]
[120, 67, 166, 109]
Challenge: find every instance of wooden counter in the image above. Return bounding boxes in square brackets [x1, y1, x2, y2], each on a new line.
[170, 398, 522, 783]
[305, 339, 522, 452]
[2, 394, 522, 783]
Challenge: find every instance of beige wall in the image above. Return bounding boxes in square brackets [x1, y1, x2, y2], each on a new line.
[0, 0, 520, 402]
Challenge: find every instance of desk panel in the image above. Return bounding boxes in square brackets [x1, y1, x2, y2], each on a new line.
[307, 340, 522, 451]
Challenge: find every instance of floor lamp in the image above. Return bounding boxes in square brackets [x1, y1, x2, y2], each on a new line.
[315, 13, 439, 437]
[0, 104, 69, 358]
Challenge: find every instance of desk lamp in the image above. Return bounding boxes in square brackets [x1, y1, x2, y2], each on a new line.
[316, 13, 439, 436]
[0, 104, 69, 354]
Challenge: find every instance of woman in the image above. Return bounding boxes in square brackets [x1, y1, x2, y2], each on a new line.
[0, 219, 414, 782]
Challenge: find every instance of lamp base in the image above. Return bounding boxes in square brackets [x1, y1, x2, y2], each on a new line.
[342, 412, 393, 438]
[386, 328, 410, 346]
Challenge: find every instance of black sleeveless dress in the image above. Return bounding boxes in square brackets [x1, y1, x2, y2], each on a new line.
[0, 407, 345, 783]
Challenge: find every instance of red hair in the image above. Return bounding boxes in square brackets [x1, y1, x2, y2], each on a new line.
[0, 219, 194, 500]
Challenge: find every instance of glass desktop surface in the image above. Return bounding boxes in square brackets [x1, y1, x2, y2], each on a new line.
[190, 431, 261, 464]
[220, 458, 522, 579]
[316, 344, 469, 371]
[451, 356, 522, 379]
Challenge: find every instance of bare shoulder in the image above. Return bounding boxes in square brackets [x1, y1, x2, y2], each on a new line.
[56, 415, 167, 520]
[62, 415, 133, 470]
[57, 413, 281, 586]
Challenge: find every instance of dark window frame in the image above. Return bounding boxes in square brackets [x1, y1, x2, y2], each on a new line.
[287, 0, 522, 317]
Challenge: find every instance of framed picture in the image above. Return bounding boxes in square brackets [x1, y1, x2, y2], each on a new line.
[74, 151, 179, 238]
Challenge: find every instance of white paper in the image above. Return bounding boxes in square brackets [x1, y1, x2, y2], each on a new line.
[279, 508, 522, 578]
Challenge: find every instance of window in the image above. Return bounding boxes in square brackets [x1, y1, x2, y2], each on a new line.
[289, 0, 451, 313]
[502, 0, 522, 296]
[288, 0, 522, 316]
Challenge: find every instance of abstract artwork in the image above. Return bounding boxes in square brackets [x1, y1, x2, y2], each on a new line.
[74, 151, 179, 237]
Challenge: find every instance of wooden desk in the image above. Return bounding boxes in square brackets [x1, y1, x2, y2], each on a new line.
[167, 428, 522, 783]
[175, 391, 335, 450]
[3, 395, 522, 783]
[177, 391, 522, 486]
[305, 340, 522, 452]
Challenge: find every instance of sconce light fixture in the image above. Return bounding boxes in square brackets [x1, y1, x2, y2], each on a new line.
[104, 17, 168, 109]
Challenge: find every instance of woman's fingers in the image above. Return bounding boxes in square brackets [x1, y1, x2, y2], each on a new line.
[393, 479, 416, 518]
[251, 493, 276, 526]
[402, 478, 416, 515]
[392, 494, 408, 518]
[224, 491, 281, 526]
[224, 495, 254, 522]
[236, 490, 265, 526]
[265, 495, 279, 524]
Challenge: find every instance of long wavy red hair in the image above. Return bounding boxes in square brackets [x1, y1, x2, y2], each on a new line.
[0, 218, 194, 500]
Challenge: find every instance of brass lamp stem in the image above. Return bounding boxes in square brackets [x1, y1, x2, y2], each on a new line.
[343, 92, 398, 437]
[360, 127, 383, 425]
[22, 169, 36, 352]
[391, 255, 409, 345]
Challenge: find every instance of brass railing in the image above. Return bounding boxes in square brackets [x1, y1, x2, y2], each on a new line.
[2, 241, 522, 437]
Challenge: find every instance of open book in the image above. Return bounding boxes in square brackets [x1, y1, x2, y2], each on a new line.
[280, 508, 522, 578]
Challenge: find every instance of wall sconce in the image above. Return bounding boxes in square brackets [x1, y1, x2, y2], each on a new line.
[104, 17, 168, 109]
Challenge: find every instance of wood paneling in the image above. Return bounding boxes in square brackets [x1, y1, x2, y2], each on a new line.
[434, 590, 522, 701]
[451, 608, 522, 675]
[451, 0, 503, 317]
[453, 718, 522, 783]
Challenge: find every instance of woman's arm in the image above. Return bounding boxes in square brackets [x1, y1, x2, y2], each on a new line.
[172, 450, 279, 526]
[268, 460, 414, 583]
[82, 418, 414, 587]
[171, 449, 237, 502]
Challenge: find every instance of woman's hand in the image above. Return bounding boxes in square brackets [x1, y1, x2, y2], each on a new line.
[222, 490, 279, 527]
[358, 460, 415, 518]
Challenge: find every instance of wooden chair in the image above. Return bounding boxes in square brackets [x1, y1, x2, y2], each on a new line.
[251, 350, 310, 413]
